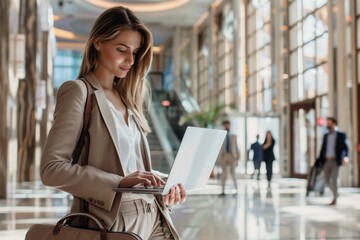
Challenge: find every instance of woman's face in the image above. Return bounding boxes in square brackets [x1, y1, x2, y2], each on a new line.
[95, 30, 142, 78]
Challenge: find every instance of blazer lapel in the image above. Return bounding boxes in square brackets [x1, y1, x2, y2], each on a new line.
[140, 130, 152, 171]
[84, 73, 124, 176]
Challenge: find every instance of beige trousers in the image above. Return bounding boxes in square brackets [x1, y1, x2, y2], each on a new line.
[116, 199, 174, 240]
[220, 153, 238, 193]
[323, 159, 339, 199]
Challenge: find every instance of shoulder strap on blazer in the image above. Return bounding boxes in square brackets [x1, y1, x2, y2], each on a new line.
[71, 77, 94, 165]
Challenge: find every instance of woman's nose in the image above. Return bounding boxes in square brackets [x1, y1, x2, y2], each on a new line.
[126, 52, 135, 65]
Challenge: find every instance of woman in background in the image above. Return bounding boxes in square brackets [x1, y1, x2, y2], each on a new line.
[263, 131, 275, 186]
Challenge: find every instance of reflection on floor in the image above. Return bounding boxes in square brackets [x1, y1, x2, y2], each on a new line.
[1, 178, 360, 240]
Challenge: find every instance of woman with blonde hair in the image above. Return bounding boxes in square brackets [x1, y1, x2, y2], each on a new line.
[40, 6, 186, 240]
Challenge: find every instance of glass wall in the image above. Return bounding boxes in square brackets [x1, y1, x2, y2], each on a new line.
[53, 50, 82, 88]
[214, 3, 235, 107]
[197, 29, 211, 107]
[288, 0, 328, 103]
[246, 0, 272, 113]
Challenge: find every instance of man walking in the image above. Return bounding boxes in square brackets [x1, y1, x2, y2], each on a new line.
[219, 120, 240, 196]
[249, 134, 263, 180]
[317, 117, 349, 205]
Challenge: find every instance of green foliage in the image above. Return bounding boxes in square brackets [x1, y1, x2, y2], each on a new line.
[179, 102, 235, 128]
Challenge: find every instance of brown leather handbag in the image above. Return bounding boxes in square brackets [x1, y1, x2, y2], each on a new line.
[25, 78, 141, 240]
[25, 212, 141, 240]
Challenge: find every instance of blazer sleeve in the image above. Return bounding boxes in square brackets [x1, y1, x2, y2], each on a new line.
[342, 133, 349, 157]
[40, 80, 122, 212]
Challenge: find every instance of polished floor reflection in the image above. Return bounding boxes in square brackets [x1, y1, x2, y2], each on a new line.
[1, 178, 360, 240]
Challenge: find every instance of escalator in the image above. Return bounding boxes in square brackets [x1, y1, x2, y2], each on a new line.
[146, 73, 199, 173]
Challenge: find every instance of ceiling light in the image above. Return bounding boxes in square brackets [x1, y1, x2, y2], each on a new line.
[152, 46, 162, 54]
[85, 0, 190, 12]
[54, 28, 87, 41]
[53, 15, 61, 21]
[57, 41, 85, 50]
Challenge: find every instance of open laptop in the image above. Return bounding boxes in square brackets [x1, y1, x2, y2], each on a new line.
[113, 126, 227, 195]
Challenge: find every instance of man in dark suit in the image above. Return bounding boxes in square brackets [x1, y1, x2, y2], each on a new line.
[249, 134, 263, 180]
[317, 117, 349, 205]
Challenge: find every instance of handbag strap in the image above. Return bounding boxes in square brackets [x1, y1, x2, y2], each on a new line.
[70, 77, 94, 228]
[72, 77, 93, 165]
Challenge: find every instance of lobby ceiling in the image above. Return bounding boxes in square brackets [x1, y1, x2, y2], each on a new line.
[50, 0, 213, 49]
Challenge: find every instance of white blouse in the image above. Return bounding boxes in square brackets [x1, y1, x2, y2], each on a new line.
[107, 99, 154, 203]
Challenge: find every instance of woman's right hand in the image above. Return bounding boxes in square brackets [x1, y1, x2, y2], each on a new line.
[118, 171, 165, 188]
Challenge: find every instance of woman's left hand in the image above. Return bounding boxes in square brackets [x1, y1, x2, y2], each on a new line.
[163, 183, 186, 207]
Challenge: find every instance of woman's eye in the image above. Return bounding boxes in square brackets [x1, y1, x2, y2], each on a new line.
[117, 48, 126, 53]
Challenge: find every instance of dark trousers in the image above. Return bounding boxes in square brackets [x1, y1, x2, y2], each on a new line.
[265, 160, 273, 182]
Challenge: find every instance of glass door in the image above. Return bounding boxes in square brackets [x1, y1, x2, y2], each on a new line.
[290, 101, 316, 178]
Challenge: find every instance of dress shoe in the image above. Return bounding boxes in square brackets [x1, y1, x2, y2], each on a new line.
[329, 199, 337, 205]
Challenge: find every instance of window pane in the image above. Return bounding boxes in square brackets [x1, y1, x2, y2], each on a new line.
[303, 69, 316, 99]
[290, 50, 298, 76]
[303, 41, 315, 70]
[316, 0, 327, 8]
[261, 67, 271, 88]
[315, 5, 328, 36]
[357, 1, 360, 15]
[289, 1, 299, 25]
[264, 88, 272, 112]
[260, 45, 271, 68]
[290, 77, 299, 103]
[316, 33, 328, 64]
[303, 15, 316, 42]
[317, 64, 329, 95]
[257, 24, 271, 47]
[261, 1, 271, 22]
[257, 92, 263, 112]
[302, 0, 316, 17]
[256, 9, 265, 30]
[256, 73, 262, 91]
[289, 25, 299, 50]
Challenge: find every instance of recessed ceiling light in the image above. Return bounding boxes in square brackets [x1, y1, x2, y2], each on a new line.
[85, 0, 190, 12]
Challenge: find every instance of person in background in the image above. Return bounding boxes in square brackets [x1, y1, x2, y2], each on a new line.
[219, 120, 240, 196]
[263, 131, 275, 186]
[40, 6, 186, 239]
[317, 117, 349, 205]
[249, 134, 263, 180]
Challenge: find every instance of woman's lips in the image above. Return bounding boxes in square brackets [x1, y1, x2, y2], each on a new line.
[120, 66, 130, 72]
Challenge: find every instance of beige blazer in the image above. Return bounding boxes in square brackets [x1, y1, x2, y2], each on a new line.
[219, 133, 240, 161]
[40, 72, 179, 239]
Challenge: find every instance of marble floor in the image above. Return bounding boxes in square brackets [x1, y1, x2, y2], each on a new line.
[1, 177, 360, 240]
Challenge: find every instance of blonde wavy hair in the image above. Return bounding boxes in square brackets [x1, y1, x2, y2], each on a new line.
[78, 6, 153, 132]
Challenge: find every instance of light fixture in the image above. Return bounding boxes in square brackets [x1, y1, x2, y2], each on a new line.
[53, 15, 61, 21]
[54, 28, 87, 41]
[152, 46, 162, 54]
[85, 0, 190, 12]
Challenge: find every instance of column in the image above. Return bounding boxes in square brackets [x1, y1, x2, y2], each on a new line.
[17, 0, 37, 182]
[0, 0, 10, 198]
